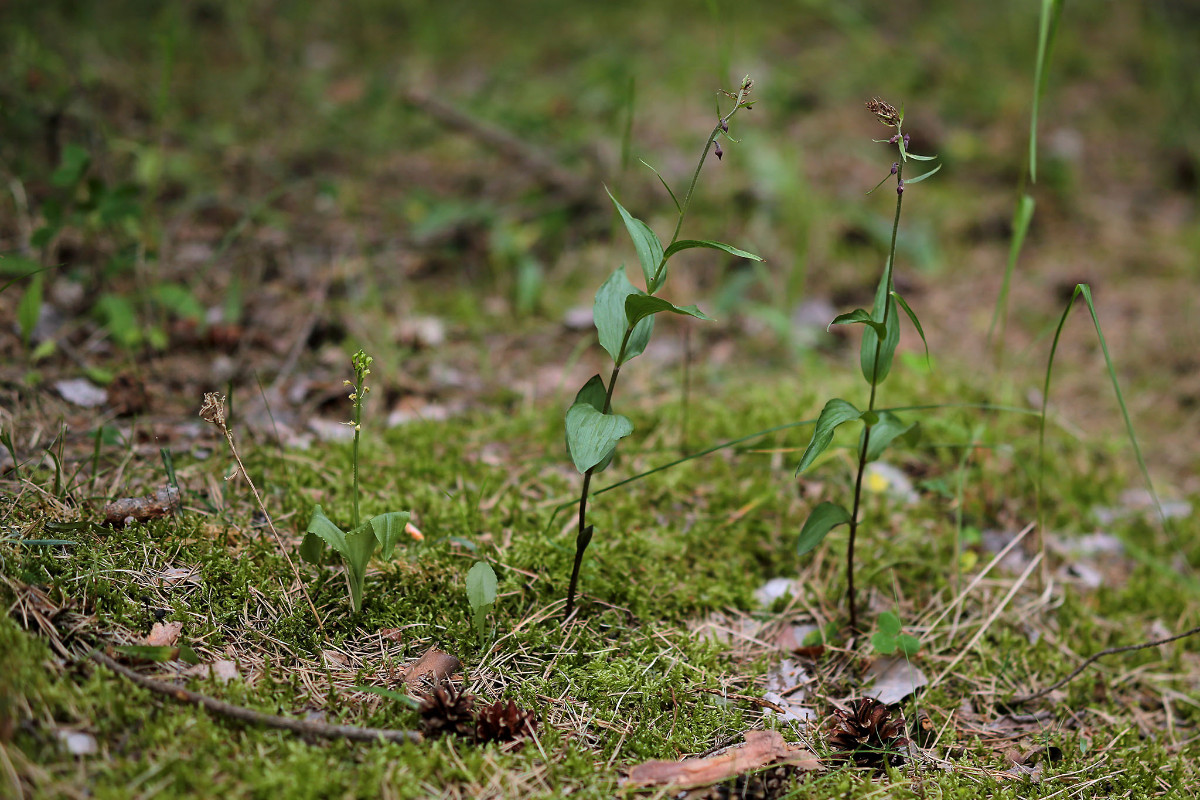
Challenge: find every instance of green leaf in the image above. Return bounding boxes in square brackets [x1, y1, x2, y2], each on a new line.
[662, 239, 763, 262]
[871, 632, 898, 655]
[17, 273, 44, 347]
[830, 308, 887, 339]
[903, 151, 938, 161]
[988, 194, 1037, 344]
[95, 293, 142, 348]
[859, 274, 899, 385]
[51, 144, 90, 188]
[624, 294, 712, 328]
[797, 501, 853, 556]
[567, 376, 614, 472]
[355, 685, 420, 709]
[593, 268, 654, 365]
[897, 633, 921, 657]
[369, 510, 412, 560]
[795, 399, 862, 475]
[605, 187, 664, 291]
[300, 505, 346, 563]
[904, 164, 942, 184]
[466, 561, 498, 612]
[1031, 0, 1066, 183]
[343, 523, 380, 612]
[640, 159, 681, 214]
[863, 411, 917, 462]
[890, 291, 930, 364]
[877, 611, 902, 637]
[573, 374, 607, 411]
[566, 402, 634, 473]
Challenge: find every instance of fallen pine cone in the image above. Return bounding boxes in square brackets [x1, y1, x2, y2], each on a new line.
[416, 683, 476, 739]
[474, 698, 538, 744]
[827, 698, 909, 770]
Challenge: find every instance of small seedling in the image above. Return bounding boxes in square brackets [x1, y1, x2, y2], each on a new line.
[870, 611, 920, 657]
[299, 350, 415, 613]
[794, 99, 939, 631]
[465, 560, 498, 643]
[563, 76, 763, 617]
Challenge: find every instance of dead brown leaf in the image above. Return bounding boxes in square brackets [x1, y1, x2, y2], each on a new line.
[625, 730, 821, 789]
[400, 647, 461, 688]
[145, 621, 182, 647]
[103, 485, 180, 527]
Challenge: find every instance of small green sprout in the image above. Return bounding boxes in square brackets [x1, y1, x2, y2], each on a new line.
[300, 350, 416, 613]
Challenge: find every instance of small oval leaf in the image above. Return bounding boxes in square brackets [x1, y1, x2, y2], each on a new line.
[565, 402, 634, 473]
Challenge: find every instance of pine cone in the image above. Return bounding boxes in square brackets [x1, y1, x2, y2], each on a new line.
[827, 698, 909, 770]
[474, 698, 538, 744]
[416, 683, 476, 739]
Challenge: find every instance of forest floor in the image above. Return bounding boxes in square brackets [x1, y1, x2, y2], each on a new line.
[2, 2, 1199, 798]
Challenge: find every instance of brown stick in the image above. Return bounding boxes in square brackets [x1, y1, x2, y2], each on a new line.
[1011, 624, 1200, 704]
[400, 88, 595, 204]
[89, 650, 421, 744]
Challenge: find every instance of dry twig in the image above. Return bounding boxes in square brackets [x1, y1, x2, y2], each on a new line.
[89, 650, 421, 744]
[1011, 623, 1200, 704]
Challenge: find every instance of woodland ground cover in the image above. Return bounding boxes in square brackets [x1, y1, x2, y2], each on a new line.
[2, 1, 1199, 797]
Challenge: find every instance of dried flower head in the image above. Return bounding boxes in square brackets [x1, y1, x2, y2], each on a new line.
[866, 97, 901, 127]
[199, 392, 226, 427]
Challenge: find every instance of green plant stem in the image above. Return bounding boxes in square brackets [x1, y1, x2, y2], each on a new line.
[351, 400, 362, 530]
[846, 153, 906, 633]
[565, 333, 629, 619]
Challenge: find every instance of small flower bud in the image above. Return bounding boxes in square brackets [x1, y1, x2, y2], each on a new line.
[896, 180, 905, 195]
[720, 118, 728, 133]
[343, 380, 353, 387]
[889, 134, 900, 144]
[354, 424, 361, 431]
[903, 133, 911, 148]
[714, 141, 723, 160]
[890, 162, 898, 175]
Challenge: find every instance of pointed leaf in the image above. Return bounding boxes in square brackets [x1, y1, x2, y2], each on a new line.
[662, 239, 763, 262]
[860, 274, 899, 385]
[369, 510, 412, 560]
[890, 291, 929, 364]
[565, 402, 634, 473]
[466, 561, 498, 612]
[796, 399, 863, 475]
[903, 151, 938, 161]
[594, 268, 654, 364]
[830, 308, 887, 339]
[625, 294, 712, 328]
[573, 374, 607, 411]
[605, 186, 663, 290]
[640, 159, 681, 214]
[904, 164, 942, 184]
[566, 376, 615, 473]
[301, 505, 347, 563]
[343, 522, 380, 612]
[863, 411, 917, 462]
[797, 501, 852, 556]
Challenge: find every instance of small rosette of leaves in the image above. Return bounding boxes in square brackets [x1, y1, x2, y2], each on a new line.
[870, 611, 920, 657]
[300, 505, 411, 612]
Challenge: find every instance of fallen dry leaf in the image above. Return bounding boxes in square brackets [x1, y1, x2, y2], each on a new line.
[185, 659, 240, 683]
[103, 485, 180, 527]
[625, 730, 821, 789]
[400, 647, 461, 688]
[864, 656, 928, 705]
[145, 621, 182, 647]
